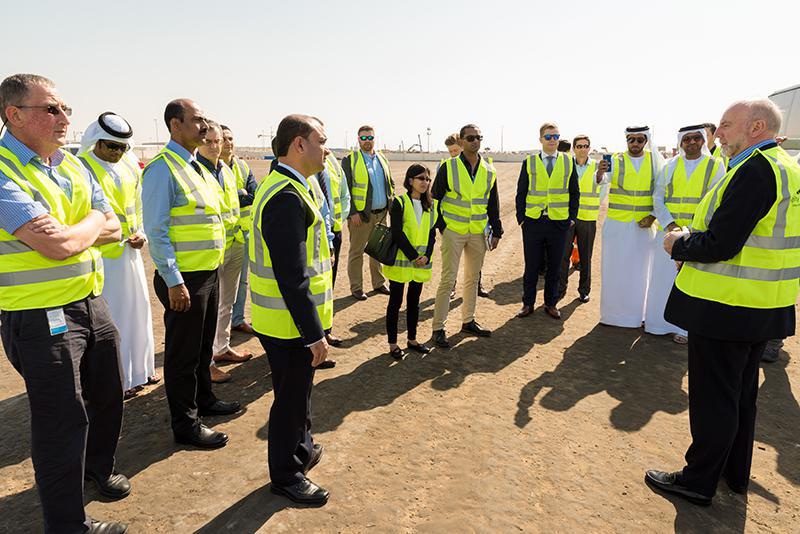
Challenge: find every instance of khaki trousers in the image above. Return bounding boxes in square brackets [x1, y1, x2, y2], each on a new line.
[347, 209, 388, 293]
[212, 241, 244, 357]
[432, 229, 487, 331]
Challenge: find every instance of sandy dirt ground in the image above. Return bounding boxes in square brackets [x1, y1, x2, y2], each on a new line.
[1, 160, 798, 533]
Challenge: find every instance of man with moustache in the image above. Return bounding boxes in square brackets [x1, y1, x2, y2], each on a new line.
[342, 125, 393, 300]
[250, 115, 333, 504]
[646, 99, 800, 506]
[142, 99, 240, 449]
[645, 125, 725, 342]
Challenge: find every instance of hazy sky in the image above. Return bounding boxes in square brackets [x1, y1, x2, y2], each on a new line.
[4, 0, 798, 152]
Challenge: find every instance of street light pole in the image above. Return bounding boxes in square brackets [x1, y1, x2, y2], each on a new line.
[426, 127, 431, 152]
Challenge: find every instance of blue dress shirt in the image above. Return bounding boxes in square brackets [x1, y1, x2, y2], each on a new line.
[0, 131, 111, 235]
[141, 140, 192, 287]
[362, 150, 387, 210]
[728, 139, 776, 169]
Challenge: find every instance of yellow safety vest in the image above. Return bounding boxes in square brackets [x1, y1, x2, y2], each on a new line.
[663, 156, 722, 227]
[577, 159, 600, 221]
[0, 147, 104, 311]
[711, 145, 729, 169]
[675, 146, 800, 308]
[524, 152, 573, 220]
[249, 170, 333, 339]
[325, 154, 345, 232]
[442, 156, 497, 235]
[78, 152, 140, 259]
[607, 151, 655, 222]
[383, 194, 437, 283]
[230, 157, 253, 232]
[347, 150, 393, 212]
[214, 161, 242, 249]
[143, 148, 225, 272]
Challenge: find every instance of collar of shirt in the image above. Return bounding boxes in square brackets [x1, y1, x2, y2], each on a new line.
[195, 153, 221, 177]
[360, 149, 378, 166]
[728, 139, 777, 168]
[0, 131, 64, 166]
[166, 139, 195, 163]
[540, 150, 558, 160]
[277, 162, 309, 190]
[459, 152, 483, 177]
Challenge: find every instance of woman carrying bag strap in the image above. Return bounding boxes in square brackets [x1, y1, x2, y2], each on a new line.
[383, 164, 439, 359]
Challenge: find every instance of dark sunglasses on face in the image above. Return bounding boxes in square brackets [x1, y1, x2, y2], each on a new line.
[575, 144, 590, 149]
[627, 136, 646, 144]
[103, 140, 129, 152]
[359, 135, 374, 141]
[682, 135, 704, 144]
[464, 135, 483, 142]
[413, 175, 431, 182]
[543, 133, 560, 141]
[14, 103, 72, 117]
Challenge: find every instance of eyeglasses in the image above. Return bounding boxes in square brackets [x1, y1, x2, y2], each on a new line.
[413, 175, 431, 182]
[543, 133, 560, 141]
[681, 135, 704, 144]
[575, 144, 590, 149]
[205, 139, 223, 145]
[14, 103, 72, 117]
[626, 136, 646, 144]
[359, 135, 374, 141]
[103, 140, 129, 152]
[464, 135, 483, 142]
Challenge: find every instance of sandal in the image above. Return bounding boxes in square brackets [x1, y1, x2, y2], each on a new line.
[673, 334, 689, 345]
[389, 347, 406, 360]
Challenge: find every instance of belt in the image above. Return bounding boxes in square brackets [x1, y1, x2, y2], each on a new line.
[371, 208, 386, 214]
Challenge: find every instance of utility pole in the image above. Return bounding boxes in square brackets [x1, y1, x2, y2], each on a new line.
[501, 126, 504, 152]
[426, 127, 431, 152]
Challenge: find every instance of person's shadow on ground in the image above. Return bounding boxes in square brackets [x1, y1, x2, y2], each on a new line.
[515, 324, 689, 432]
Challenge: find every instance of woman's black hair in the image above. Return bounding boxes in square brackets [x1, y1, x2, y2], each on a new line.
[403, 163, 433, 211]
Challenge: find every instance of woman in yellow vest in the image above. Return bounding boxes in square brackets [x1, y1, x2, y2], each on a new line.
[384, 164, 438, 359]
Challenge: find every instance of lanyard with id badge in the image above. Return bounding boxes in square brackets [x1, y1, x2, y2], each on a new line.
[46, 308, 68, 335]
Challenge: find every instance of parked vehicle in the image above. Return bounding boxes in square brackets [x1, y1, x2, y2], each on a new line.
[769, 84, 800, 156]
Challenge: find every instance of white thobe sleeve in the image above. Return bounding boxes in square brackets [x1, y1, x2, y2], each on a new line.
[652, 164, 674, 228]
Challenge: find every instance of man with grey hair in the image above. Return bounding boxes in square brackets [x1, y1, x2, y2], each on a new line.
[646, 99, 800, 506]
[0, 74, 128, 533]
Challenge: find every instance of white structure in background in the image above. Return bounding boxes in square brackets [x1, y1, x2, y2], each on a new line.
[769, 83, 800, 157]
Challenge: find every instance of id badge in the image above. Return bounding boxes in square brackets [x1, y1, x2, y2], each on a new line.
[45, 308, 68, 335]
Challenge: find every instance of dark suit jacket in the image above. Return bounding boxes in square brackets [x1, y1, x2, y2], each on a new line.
[664, 142, 795, 342]
[515, 154, 580, 227]
[258, 165, 327, 348]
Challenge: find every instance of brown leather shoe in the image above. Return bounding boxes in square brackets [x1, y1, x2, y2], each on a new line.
[326, 333, 343, 347]
[213, 349, 253, 363]
[351, 290, 367, 301]
[544, 305, 561, 320]
[210, 365, 231, 383]
[232, 322, 254, 335]
[516, 305, 533, 318]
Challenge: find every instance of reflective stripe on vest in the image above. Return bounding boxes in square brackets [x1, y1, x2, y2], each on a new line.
[384, 194, 437, 283]
[525, 153, 572, 220]
[249, 170, 333, 339]
[0, 147, 104, 311]
[577, 159, 600, 221]
[675, 146, 800, 308]
[231, 157, 253, 232]
[348, 150, 393, 212]
[214, 161, 242, 249]
[663, 156, 719, 228]
[326, 154, 344, 231]
[607, 151, 655, 222]
[442, 156, 496, 234]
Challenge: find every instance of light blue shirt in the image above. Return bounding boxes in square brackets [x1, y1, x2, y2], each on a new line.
[141, 140, 192, 287]
[0, 131, 111, 234]
[362, 150, 387, 210]
[728, 139, 775, 168]
[278, 164, 334, 246]
[313, 174, 335, 246]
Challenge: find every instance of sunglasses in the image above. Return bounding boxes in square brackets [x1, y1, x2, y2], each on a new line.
[14, 103, 72, 117]
[626, 136, 647, 144]
[359, 135, 374, 141]
[413, 175, 431, 182]
[464, 135, 483, 142]
[543, 133, 560, 141]
[682, 135, 704, 144]
[103, 140, 129, 152]
[575, 144, 590, 149]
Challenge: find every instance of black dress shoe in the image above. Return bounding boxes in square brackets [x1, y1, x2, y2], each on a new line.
[85, 472, 131, 500]
[304, 444, 324, 474]
[516, 305, 533, 318]
[351, 290, 367, 301]
[461, 320, 491, 337]
[174, 424, 228, 449]
[373, 285, 391, 295]
[478, 286, 490, 298]
[723, 475, 748, 494]
[433, 329, 450, 348]
[407, 342, 431, 354]
[389, 347, 406, 360]
[578, 294, 590, 303]
[198, 399, 241, 417]
[644, 470, 712, 506]
[317, 359, 336, 369]
[271, 478, 329, 505]
[89, 520, 129, 534]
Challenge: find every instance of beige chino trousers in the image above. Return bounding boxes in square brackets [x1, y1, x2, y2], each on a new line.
[347, 209, 388, 293]
[432, 228, 487, 331]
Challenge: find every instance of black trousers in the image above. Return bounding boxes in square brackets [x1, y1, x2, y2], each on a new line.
[679, 333, 767, 496]
[1, 296, 123, 534]
[259, 339, 316, 486]
[386, 280, 423, 344]
[559, 219, 597, 298]
[331, 230, 342, 288]
[521, 217, 569, 307]
[154, 269, 218, 436]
